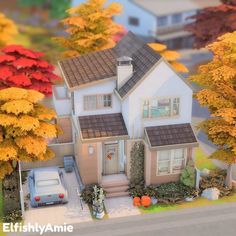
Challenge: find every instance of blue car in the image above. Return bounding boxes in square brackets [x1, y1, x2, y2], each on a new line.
[28, 167, 68, 207]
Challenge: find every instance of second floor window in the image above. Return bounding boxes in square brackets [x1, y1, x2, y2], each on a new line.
[171, 13, 182, 24]
[143, 97, 180, 119]
[84, 94, 112, 111]
[157, 16, 168, 27]
[128, 17, 140, 26]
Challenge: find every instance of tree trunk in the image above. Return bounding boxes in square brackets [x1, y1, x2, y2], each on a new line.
[225, 164, 233, 189]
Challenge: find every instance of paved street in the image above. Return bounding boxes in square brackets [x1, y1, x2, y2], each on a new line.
[68, 202, 236, 236]
[12, 202, 236, 236]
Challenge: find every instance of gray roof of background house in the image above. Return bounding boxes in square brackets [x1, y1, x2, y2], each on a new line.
[59, 31, 161, 98]
[132, 0, 221, 16]
[145, 123, 197, 147]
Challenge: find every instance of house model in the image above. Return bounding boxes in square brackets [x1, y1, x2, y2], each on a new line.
[52, 32, 198, 197]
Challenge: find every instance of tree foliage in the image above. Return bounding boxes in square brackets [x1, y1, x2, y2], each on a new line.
[186, 0, 236, 48]
[53, 0, 123, 57]
[0, 87, 60, 179]
[17, 0, 71, 19]
[0, 45, 61, 96]
[189, 31, 236, 165]
[0, 13, 18, 48]
[148, 43, 189, 73]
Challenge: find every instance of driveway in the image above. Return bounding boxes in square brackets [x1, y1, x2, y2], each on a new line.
[23, 169, 92, 225]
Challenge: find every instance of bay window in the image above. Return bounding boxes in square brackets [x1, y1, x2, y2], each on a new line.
[157, 148, 186, 175]
[142, 97, 180, 118]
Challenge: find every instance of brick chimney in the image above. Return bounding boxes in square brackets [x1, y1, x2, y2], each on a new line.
[117, 56, 133, 89]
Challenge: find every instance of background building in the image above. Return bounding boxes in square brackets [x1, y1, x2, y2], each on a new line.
[72, 0, 221, 49]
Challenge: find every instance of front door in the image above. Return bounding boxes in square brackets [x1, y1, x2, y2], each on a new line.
[103, 143, 119, 175]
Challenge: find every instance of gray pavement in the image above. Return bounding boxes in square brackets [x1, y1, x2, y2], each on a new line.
[10, 202, 236, 236]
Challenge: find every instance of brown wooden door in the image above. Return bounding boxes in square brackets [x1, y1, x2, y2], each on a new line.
[103, 144, 119, 175]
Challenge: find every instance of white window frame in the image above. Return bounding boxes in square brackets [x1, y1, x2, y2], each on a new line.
[84, 94, 112, 111]
[128, 16, 140, 26]
[156, 148, 187, 176]
[157, 16, 168, 27]
[171, 13, 182, 24]
[142, 96, 180, 119]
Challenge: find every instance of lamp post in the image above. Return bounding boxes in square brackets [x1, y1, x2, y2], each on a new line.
[18, 161, 25, 219]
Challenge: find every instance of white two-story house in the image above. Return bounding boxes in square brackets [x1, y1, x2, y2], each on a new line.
[53, 32, 198, 197]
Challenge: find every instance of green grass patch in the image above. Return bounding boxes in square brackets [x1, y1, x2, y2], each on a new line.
[140, 193, 236, 214]
[194, 147, 216, 171]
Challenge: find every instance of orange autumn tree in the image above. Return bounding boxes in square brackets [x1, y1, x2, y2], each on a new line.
[0, 13, 18, 48]
[53, 0, 123, 57]
[148, 43, 188, 73]
[0, 87, 60, 179]
[189, 31, 236, 188]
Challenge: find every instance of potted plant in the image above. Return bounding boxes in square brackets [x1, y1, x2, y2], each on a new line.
[146, 186, 158, 205]
[92, 185, 105, 219]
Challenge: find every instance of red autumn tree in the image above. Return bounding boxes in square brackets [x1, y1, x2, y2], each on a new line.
[185, 0, 236, 48]
[0, 45, 61, 96]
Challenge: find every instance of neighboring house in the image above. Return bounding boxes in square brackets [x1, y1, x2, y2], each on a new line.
[53, 32, 198, 197]
[72, 0, 220, 49]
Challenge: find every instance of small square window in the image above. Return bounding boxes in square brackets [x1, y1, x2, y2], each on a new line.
[128, 17, 140, 26]
[171, 13, 182, 24]
[157, 16, 168, 27]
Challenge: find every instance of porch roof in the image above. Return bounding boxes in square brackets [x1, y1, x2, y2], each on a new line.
[145, 123, 198, 149]
[78, 113, 129, 141]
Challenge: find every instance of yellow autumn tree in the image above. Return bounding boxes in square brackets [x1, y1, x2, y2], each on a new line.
[53, 0, 123, 57]
[189, 31, 236, 188]
[0, 87, 61, 179]
[148, 43, 188, 73]
[0, 13, 18, 48]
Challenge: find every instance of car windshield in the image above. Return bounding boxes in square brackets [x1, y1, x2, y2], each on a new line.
[36, 179, 59, 187]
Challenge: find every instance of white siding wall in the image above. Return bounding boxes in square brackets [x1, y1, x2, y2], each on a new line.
[73, 79, 121, 116]
[123, 61, 193, 138]
[52, 86, 72, 116]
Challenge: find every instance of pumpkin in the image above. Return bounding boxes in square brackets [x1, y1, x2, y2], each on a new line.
[133, 197, 141, 206]
[141, 196, 151, 207]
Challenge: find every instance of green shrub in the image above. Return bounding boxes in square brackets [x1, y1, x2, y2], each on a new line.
[200, 169, 233, 197]
[156, 182, 198, 204]
[3, 210, 22, 223]
[130, 142, 144, 184]
[128, 182, 146, 198]
[81, 185, 106, 205]
[180, 165, 195, 188]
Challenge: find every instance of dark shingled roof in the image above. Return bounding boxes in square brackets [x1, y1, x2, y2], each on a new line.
[59, 32, 161, 97]
[145, 123, 197, 147]
[78, 113, 128, 140]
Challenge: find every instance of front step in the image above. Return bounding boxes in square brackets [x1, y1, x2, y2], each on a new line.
[104, 185, 129, 194]
[106, 191, 129, 198]
[101, 174, 130, 198]
[101, 179, 129, 189]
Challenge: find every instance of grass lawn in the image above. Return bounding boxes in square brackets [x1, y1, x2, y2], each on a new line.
[194, 147, 216, 171]
[140, 194, 236, 214]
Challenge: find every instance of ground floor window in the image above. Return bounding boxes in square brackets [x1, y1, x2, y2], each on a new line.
[157, 148, 186, 175]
